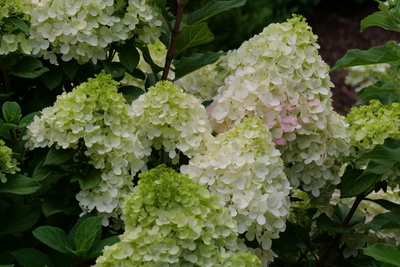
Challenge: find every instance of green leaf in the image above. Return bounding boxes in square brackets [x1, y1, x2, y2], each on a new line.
[316, 213, 353, 234]
[85, 236, 120, 260]
[44, 146, 77, 166]
[330, 46, 400, 72]
[59, 59, 79, 81]
[363, 244, 400, 266]
[366, 198, 400, 211]
[137, 45, 164, 75]
[332, 205, 365, 227]
[356, 81, 400, 105]
[187, 0, 247, 25]
[118, 86, 145, 102]
[2, 101, 21, 124]
[361, 11, 400, 32]
[68, 213, 95, 250]
[3, 123, 18, 131]
[2, 17, 30, 35]
[0, 204, 41, 237]
[159, 15, 171, 48]
[33, 160, 64, 181]
[12, 249, 54, 267]
[32, 226, 69, 253]
[359, 208, 400, 232]
[71, 169, 102, 190]
[102, 61, 126, 79]
[74, 216, 104, 252]
[145, 72, 158, 89]
[337, 257, 382, 267]
[40, 67, 64, 90]
[173, 52, 223, 80]
[174, 23, 214, 55]
[0, 119, 11, 140]
[338, 168, 380, 198]
[0, 174, 41, 194]
[42, 198, 75, 217]
[10, 56, 49, 79]
[115, 44, 140, 73]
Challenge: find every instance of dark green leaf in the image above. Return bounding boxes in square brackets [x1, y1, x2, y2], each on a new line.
[174, 23, 214, 55]
[68, 213, 95, 250]
[32, 226, 68, 253]
[338, 168, 380, 198]
[173, 52, 222, 80]
[12, 249, 54, 267]
[361, 11, 400, 32]
[0, 204, 41, 237]
[3, 123, 18, 131]
[44, 146, 77, 166]
[316, 213, 353, 234]
[127, 68, 146, 80]
[0, 174, 41, 194]
[359, 208, 400, 232]
[2, 17, 30, 35]
[74, 216, 103, 252]
[115, 44, 140, 73]
[40, 67, 64, 90]
[137, 45, 164, 75]
[363, 244, 400, 266]
[2, 101, 21, 124]
[102, 61, 126, 79]
[59, 59, 79, 81]
[159, 16, 171, 48]
[337, 256, 382, 267]
[42, 198, 75, 217]
[332, 204, 365, 227]
[366, 198, 400, 211]
[357, 81, 400, 105]
[187, 0, 246, 25]
[0, 119, 11, 140]
[145, 72, 158, 89]
[86, 236, 120, 260]
[33, 160, 64, 181]
[10, 56, 49, 79]
[118, 86, 145, 102]
[72, 169, 102, 190]
[330, 46, 400, 72]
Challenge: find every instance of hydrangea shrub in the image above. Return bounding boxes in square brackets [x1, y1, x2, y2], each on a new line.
[94, 165, 261, 267]
[0, 140, 20, 183]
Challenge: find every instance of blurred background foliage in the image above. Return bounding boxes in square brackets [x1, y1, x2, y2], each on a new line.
[167, 0, 376, 53]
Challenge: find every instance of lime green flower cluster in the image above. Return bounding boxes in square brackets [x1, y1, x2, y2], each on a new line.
[24, 71, 145, 223]
[345, 100, 400, 150]
[94, 165, 261, 267]
[0, 140, 20, 183]
[181, 117, 291, 266]
[131, 81, 212, 164]
[0, 0, 32, 55]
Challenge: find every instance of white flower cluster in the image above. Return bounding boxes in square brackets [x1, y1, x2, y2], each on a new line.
[203, 15, 351, 205]
[29, 0, 162, 64]
[345, 64, 390, 92]
[0, 140, 20, 183]
[24, 71, 146, 224]
[181, 117, 291, 264]
[0, 0, 32, 55]
[321, 189, 400, 258]
[174, 59, 220, 101]
[131, 80, 212, 164]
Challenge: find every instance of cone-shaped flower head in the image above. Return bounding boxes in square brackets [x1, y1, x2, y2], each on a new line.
[204, 15, 351, 205]
[181, 117, 291, 258]
[24, 71, 145, 222]
[131, 80, 212, 164]
[29, 0, 162, 64]
[94, 165, 261, 267]
[0, 140, 20, 183]
[345, 100, 400, 187]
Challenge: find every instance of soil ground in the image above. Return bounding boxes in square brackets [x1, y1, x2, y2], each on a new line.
[307, 2, 400, 115]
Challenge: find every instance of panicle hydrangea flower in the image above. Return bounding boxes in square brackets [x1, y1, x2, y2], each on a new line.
[29, 0, 162, 64]
[345, 100, 400, 187]
[344, 63, 390, 92]
[204, 15, 351, 205]
[0, 140, 20, 183]
[94, 165, 261, 267]
[130, 80, 212, 164]
[24, 71, 145, 222]
[0, 0, 32, 55]
[181, 117, 291, 264]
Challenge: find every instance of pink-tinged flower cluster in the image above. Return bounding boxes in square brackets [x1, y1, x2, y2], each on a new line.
[206, 15, 352, 205]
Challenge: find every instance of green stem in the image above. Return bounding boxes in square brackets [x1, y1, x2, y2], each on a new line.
[316, 193, 365, 267]
[161, 0, 185, 81]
